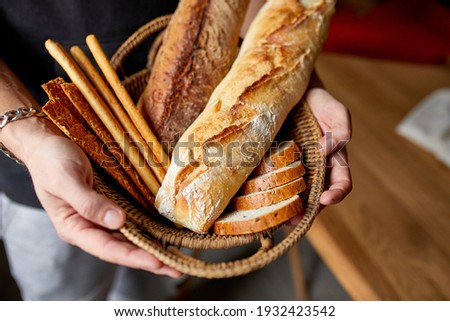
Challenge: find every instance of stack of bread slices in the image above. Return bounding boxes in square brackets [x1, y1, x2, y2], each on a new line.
[214, 140, 307, 235]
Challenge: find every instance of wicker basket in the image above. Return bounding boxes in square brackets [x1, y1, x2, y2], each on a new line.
[92, 15, 326, 278]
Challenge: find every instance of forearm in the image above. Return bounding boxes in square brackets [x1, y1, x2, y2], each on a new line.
[0, 58, 40, 113]
[0, 58, 58, 163]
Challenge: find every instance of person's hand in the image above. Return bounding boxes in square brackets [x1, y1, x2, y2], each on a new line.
[306, 86, 353, 206]
[289, 85, 352, 225]
[24, 130, 182, 278]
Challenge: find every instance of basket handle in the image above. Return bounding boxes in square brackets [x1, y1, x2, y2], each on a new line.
[110, 14, 172, 72]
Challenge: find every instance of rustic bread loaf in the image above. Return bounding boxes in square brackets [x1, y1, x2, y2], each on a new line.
[213, 195, 303, 235]
[138, 0, 250, 151]
[241, 160, 305, 194]
[156, 0, 335, 233]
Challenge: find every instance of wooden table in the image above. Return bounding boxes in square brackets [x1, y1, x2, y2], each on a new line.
[307, 53, 450, 300]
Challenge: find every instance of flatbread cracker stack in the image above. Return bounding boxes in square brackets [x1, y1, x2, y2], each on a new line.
[41, 78, 151, 209]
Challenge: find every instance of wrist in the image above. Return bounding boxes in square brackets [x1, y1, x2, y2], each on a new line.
[0, 109, 59, 164]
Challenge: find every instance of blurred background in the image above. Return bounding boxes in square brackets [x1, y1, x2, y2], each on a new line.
[326, 0, 450, 64]
[1, 0, 449, 300]
[306, 0, 450, 300]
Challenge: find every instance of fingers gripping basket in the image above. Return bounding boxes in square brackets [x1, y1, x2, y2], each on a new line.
[93, 15, 326, 278]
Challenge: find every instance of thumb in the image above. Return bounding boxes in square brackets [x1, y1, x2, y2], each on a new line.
[60, 178, 126, 230]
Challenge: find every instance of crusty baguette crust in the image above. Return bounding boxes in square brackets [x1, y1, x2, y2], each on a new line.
[138, 0, 250, 151]
[156, 0, 334, 233]
[241, 160, 305, 194]
[213, 195, 303, 235]
[232, 177, 306, 210]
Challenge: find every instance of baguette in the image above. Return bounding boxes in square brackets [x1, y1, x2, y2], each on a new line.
[241, 160, 305, 194]
[232, 177, 306, 210]
[156, 0, 334, 233]
[213, 195, 303, 235]
[138, 0, 250, 151]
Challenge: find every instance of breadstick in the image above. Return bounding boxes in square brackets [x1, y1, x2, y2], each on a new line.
[85, 34, 170, 172]
[45, 39, 160, 196]
[70, 45, 166, 184]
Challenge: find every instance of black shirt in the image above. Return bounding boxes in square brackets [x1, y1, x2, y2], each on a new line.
[0, 0, 178, 207]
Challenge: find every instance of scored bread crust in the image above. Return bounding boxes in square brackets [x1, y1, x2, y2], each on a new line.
[240, 160, 306, 194]
[138, 0, 250, 151]
[156, 0, 335, 233]
[213, 195, 303, 235]
[232, 177, 306, 210]
[252, 140, 302, 176]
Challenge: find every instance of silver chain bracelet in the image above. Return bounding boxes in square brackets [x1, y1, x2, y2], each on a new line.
[0, 107, 47, 165]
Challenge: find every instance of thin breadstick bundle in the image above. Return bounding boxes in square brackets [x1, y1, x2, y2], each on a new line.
[45, 39, 161, 197]
[70, 45, 166, 184]
[85, 35, 170, 172]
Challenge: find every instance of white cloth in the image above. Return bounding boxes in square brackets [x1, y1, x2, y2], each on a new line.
[0, 193, 179, 300]
[396, 88, 450, 168]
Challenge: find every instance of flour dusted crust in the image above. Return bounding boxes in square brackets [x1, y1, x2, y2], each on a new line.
[138, 0, 250, 151]
[156, 0, 335, 233]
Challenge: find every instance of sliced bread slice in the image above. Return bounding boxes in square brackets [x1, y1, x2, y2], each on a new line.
[232, 176, 306, 210]
[214, 195, 303, 235]
[253, 140, 301, 176]
[240, 160, 306, 194]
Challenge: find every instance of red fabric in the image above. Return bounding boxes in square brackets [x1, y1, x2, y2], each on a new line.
[323, 0, 450, 64]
